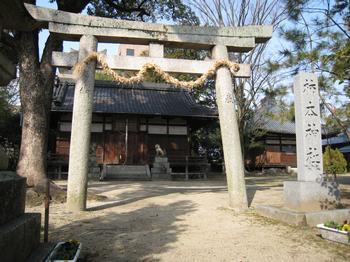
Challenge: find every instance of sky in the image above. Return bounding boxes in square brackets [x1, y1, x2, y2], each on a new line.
[37, 0, 119, 59]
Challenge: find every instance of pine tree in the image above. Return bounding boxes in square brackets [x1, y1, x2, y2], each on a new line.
[323, 145, 347, 175]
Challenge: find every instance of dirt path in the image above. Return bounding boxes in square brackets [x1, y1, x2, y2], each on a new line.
[26, 175, 350, 261]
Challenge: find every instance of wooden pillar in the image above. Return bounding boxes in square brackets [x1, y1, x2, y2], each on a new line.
[67, 35, 97, 211]
[212, 45, 248, 211]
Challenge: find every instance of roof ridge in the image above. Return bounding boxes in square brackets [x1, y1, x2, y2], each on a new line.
[61, 78, 189, 92]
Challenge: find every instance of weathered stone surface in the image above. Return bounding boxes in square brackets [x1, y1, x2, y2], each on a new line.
[306, 209, 350, 226]
[294, 72, 323, 182]
[25, 3, 272, 51]
[283, 72, 340, 212]
[257, 205, 350, 227]
[49, 23, 256, 52]
[102, 165, 151, 180]
[151, 172, 172, 180]
[0, 213, 41, 262]
[256, 205, 306, 226]
[67, 35, 97, 211]
[284, 181, 340, 212]
[153, 163, 170, 170]
[0, 172, 26, 225]
[52, 51, 251, 78]
[25, 4, 272, 40]
[149, 43, 164, 58]
[154, 157, 169, 163]
[151, 157, 172, 180]
[212, 45, 248, 211]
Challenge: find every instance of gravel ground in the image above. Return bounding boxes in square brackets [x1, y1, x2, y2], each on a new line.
[26, 174, 350, 262]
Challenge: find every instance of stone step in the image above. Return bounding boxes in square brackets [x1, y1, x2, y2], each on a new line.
[153, 163, 170, 169]
[154, 157, 169, 163]
[0, 172, 26, 226]
[0, 213, 41, 262]
[151, 167, 172, 173]
[152, 173, 171, 180]
[102, 165, 151, 180]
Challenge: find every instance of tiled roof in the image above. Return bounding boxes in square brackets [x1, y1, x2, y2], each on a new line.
[253, 98, 296, 135]
[52, 80, 217, 118]
[339, 145, 350, 153]
[322, 132, 349, 146]
[260, 119, 296, 134]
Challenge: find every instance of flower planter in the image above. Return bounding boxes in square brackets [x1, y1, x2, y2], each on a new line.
[317, 224, 350, 245]
[45, 241, 82, 262]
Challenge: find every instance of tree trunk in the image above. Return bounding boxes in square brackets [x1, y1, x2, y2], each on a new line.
[16, 30, 61, 187]
[15, 1, 86, 188]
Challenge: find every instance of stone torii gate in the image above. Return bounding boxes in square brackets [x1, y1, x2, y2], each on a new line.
[25, 4, 272, 212]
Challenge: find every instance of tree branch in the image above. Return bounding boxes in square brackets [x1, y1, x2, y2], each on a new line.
[103, 0, 150, 19]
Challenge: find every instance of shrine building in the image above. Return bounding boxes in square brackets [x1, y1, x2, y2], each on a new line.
[48, 78, 216, 177]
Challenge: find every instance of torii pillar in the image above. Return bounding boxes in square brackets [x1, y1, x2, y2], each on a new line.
[66, 35, 97, 211]
[213, 45, 248, 211]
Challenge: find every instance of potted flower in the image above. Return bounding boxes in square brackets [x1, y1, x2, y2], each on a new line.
[45, 240, 82, 262]
[317, 221, 350, 245]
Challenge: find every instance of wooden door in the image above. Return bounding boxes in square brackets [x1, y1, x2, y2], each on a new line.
[104, 132, 143, 164]
[104, 132, 125, 164]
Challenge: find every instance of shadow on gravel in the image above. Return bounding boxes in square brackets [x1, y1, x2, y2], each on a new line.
[51, 200, 196, 261]
[88, 183, 226, 211]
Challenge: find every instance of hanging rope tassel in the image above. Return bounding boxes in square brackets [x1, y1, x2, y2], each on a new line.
[73, 51, 240, 89]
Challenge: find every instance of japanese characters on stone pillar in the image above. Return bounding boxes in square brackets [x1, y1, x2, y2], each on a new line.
[294, 72, 323, 182]
[284, 72, 340, 212]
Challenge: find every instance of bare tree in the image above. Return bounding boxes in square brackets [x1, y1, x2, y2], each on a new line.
[191, 0, 287, 141]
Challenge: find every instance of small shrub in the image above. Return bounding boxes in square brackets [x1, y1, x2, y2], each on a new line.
[323, 146, 347, 174]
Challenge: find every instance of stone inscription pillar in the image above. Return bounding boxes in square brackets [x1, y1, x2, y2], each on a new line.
[67, 35, 97, 211]
[212, 45, 248, 211]
[284, 72, 340, 211]
[294, 72, 323, 181]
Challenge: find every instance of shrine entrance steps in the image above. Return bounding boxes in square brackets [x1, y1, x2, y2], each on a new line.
[101, 165, 151, 180]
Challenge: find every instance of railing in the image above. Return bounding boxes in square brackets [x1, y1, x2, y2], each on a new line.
[47, 154, 69, 179]
[168, 155, 210, 180]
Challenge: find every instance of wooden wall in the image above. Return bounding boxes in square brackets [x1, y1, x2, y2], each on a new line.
[52, 113, 190, 165]
[246, 132, 297, 169]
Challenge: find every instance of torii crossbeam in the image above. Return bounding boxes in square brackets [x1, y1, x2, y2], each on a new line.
[24, 3, 272, 212]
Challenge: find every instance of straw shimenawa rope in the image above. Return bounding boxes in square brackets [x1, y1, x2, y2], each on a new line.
[73, 51, 240, 89]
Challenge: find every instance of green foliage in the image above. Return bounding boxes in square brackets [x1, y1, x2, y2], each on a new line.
[323, 146, 347, 174]
[280, 0, 350, 85]
[0, 81, 21, 170]
[276, 0, 350, 140]
[329, 41, 350, 84]
[191, 121, 223, 163]
[332, 0, 350, 29]
[324, 220, 343, 230]
[87, 0, 199, 25]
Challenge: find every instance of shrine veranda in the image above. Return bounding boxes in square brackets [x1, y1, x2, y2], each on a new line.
[24, 3, 341, 215]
